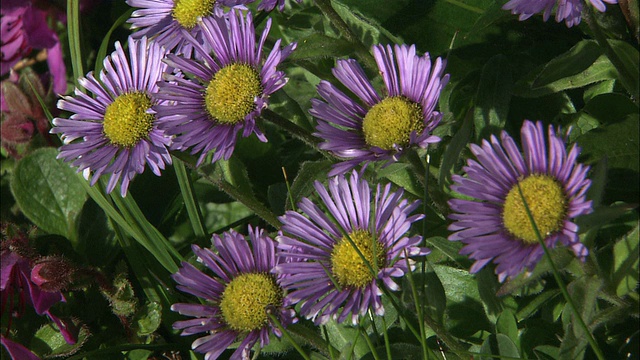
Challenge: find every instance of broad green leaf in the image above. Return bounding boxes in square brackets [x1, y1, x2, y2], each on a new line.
[402, 265, 447, 323]
[76, 199, 118, 267]
[477, 267, 504, 322]
[576, 113, 639, 202]
[479, 333, 521, 359]
[217, 157, 254, 196]
[125, 349, 152, 360]
[558, 322, 587, 360]
[607, 39, 639, 99]
[474, 54, 512, 140]
[533, 345, 559, 360]
[513, 40, 618, 99]
[612, 225, 639, 297]
[324, 319, 369, 359]
[10, 148, 87, 242]
[496, 309, 520, 348]
[532, 40, 603, 89]
[289, 33, 354, 61]
[30, 321, 90, 358]
[377, 163, 423, 198]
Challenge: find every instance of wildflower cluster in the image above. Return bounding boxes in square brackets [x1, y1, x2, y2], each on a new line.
[1, 0, 637, 359]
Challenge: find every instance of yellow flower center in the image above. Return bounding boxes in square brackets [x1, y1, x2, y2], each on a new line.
[102, 92, 154, 147]
[204, 64, 262, 125]
[172, 0, 216, 30]
[362, 96, 424, 150]
[219, 273, 283, 332]
[331, 230, 386, 289]
[502, 174, 567, 245]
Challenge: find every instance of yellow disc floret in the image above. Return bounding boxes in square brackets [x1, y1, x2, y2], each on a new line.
[172, 0, 216, 30]
[362, 96, 424, 150]
[331, 230, 386, 288]
[103, 92, 154, 147]
[205, 64, 262, 124]
[502, 174, 567, 245]
[219, 273, 283, 332]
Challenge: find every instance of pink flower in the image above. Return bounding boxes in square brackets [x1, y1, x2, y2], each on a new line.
[1, 230, 77, 348]
[0, 1, 66, 94]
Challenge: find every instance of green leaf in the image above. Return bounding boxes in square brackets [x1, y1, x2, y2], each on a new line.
[217, 157, 254, 196]
[439, 110, 473, 188]
[533, 345, 559, 360]
[30, 321, 90, 358]
[565, 276, 602, 339]
[612, 225, 640, 297]
[424, 236, 464, 264]
[532, 40, 603, 89]
[289, 33, 354, 61]
[474, 54, 512, 140]
[477, 267, 504, 322]
[288, 160, 333, 207]
[496, 309, 520, 349]
[513, 40, 618, 98]
[324, 320, 369, 359]
[10, 148, 87, 242]
[377, 163, 423, 198]
[125, 349, 153, 360]
[576, 113, 639, 202]
[132, 302, 162, 337]
[479, 333, 521, 359]
[330, 0, 404, 47]
[607, 39, 639, 99]
[402, 265, 447, 323]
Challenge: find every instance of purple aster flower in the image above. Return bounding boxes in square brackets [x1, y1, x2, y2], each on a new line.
[275, 170, 429, 325]
[51, 36, 172, 197]
[502, 0, 617, 27]
[448, 120, 593, 282]
[171, 226, 296, 360]
[126, 0, 253, 54]
[155, 9, 296, 165]
[311, 44, 449, 176]
[1, 228, 76, 348]
[0, 1, 67, 94]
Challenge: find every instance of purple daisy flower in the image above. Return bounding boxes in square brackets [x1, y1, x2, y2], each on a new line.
[275, 170, 429, 325]
[51, 36, 171, 197]
[502, 0, 617, 27]
[171, 226, 296, 360]
[126, 0, 252, 54]
[448, 120, 593, 282]
[155, 9, 296, 165]
[311, 44, 449, 176]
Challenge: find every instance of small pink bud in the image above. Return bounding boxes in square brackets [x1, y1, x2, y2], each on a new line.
[30, 256, 74, 292]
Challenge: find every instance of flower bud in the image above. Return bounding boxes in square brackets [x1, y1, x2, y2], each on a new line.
[30, 256, 74, 292]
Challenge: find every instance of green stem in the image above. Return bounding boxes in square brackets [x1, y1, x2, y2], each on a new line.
[313, 0, 378, 71]
[267, 312, 311, 360]
[199, 169, 283, 228]
[173, 157, 207, 238]
[360, 325, 382, 360]
[323, 326, 338, 360]
[67, 0, 84, 86]
[381, 316, 392, 360]
[404, 255, 434, 360]
[583, 5, 639, 103]
[516, 184, 606, 360]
